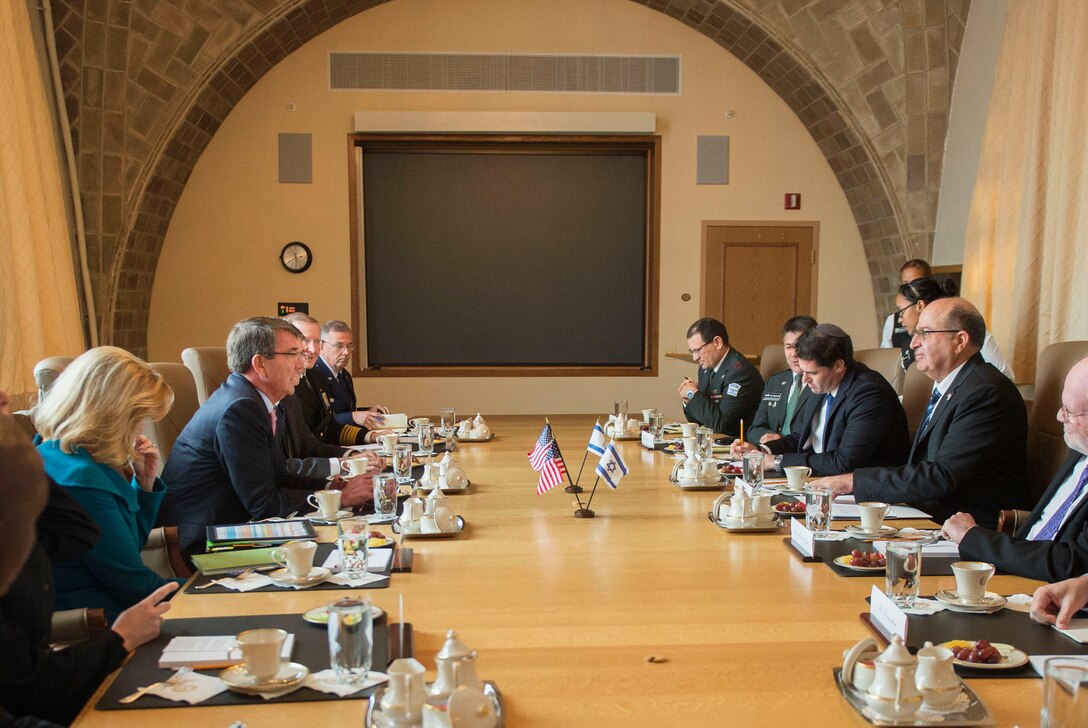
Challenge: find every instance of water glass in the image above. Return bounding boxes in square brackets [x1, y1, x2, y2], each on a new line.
[327, 597, 373, 684]
[337, 516, 370, 579]
[696, 427, 714, 460]
[804, 483, 832, 536]
[393, 443, 413, 483]
[613, 399, 628, 421]
[886, 541, 922, 608]
[374, 474, 398, 520]
[440, 407, 456, 436]
[417, 422, 435, 456]
[1042, 658, 1088, 727]
[742, 451, 764, 490]
[649, 410, 665, 440]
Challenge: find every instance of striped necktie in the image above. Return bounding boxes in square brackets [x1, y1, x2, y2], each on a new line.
[1032, 463, 1088, 541]
[918, 389, 942, 433]
[781, 374, 801, 436]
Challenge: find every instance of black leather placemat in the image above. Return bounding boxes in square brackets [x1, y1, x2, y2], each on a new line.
[185, 543, 392, 594]
[97, 613, 396, 710]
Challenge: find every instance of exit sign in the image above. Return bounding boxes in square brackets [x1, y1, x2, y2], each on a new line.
[785, 193, 801, 210]
[277, 302, 309, 315]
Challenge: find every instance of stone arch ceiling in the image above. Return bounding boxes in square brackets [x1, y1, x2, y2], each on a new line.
[49, 0, 968, 356]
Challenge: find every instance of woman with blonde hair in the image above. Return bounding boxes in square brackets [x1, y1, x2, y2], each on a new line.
[35, 346, 185, 619]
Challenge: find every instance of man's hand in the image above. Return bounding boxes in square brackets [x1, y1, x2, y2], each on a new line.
[1030, 575, 1088, 629]
[338, 473, 375, 507]
[678, 378, 698, 401]
[940, 512, 978, 544]
[729, 439, 759, 459]
[759, 433, 783, 445]
[364, 428, 394, 444]
[352, 410, 386, 429]
[111, 582, 179, 651]
[812, 473, 854, 496]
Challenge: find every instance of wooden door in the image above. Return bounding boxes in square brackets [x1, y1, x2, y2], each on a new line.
[702, 223, 817, 358]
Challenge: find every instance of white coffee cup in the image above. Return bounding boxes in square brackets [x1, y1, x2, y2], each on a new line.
[857, 502, 890, 533]
[642, 408, 654, 423]
[271, 540, 317, 578]
[235, 628, 286, 680]
[307, 489, 342, 518]
[783, 466, 811, 491]
[951, 561, 995, 603]
[342, 457, 369, 477]
[380, 433, 400, 453]
[680, 422, 697, 438]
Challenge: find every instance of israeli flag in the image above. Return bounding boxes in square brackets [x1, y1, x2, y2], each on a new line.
[587, 419, 606, 456]
[595, 442, 628, 489]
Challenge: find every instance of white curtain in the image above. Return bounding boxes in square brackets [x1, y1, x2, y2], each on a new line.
[963, 0, 1088, 382]
[0, 1, 84, 402]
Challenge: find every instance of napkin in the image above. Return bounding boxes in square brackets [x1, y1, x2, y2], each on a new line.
[327, 571, 388, 588]
[146, 671, 229, 704]
[813, 531, 852, 541]
[304, 669, 389, 697]
[897, 598, 946, 616]
[1005, 593, 1032, 613]
[201, 574, 274, 592]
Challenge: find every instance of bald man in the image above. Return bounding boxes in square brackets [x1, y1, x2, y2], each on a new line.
[940, 357, 1088, 581]
[812, 298, 1028, 528]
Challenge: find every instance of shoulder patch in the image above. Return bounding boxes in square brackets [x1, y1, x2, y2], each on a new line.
[726, 382, 741, 397]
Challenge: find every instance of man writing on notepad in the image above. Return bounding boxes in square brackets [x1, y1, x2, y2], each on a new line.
[679, 318, 763, 437]
[314, 320, 392, 433]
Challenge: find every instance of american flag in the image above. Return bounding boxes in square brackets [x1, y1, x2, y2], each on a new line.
[528, 423, 568, 494]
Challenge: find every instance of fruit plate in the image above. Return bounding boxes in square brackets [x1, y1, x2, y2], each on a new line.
[833, 554, 886, 572]
[772, 503, 806, 518]
[937, 641, 1029, 670]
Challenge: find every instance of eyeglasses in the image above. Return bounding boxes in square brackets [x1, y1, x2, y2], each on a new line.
[1059, 404, 1088, 419]
[688, 341, 711, 356]
[327, 342, 356, 352]
[911, 328, 961, 340]
[301, 338, 320, 346]
[893, 303, 914, 317]
[269, 350, 306, 361]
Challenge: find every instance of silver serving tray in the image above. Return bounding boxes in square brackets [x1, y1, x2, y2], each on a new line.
[706, 512, 785, 533]
[670, 473, 727, 491]
[392, 515, 466, 539]
[833, 668, 993, 726]
[453, 433, 495, 442]
[366, 681, 505, 727]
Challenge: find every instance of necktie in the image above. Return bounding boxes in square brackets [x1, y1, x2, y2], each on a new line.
[781, 374, 801, 436]
[269, 407, 277, 436]
[918, 389, 942, 433]
[1032, 463, 1088, 541]
[275, 403, 292, 458]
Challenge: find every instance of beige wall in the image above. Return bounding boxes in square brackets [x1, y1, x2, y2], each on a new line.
[149, 0, 876, 416]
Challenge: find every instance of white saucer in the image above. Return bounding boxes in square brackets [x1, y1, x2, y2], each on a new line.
[935, 590, 1007, 612]
[268, 566, 331, 587]
[303, 603, 384, 625]
[845, 524, 899, 538]
[221, 662, 309, 694]
[304, 509, 352, 522]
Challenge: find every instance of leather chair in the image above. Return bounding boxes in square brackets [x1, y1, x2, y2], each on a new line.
[33, 355, 74, 400]
[900, 363, 934, 441]
[141, 526, 193, 579]
[50, 607, 107, 646]
[148, 362, 199, 461]
[758, 343, 787, 380]
[181, 347, 229, 405]
[1026, 340, 1088, 503]
[854, 347, 904, 394]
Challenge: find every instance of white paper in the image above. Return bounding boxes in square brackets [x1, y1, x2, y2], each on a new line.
[831, 503, 932, 520]
[322, 547, 393, 572]
[1055, 618, 1088, 644]
[376, 413, 408, 430]
[146, 670, 229, 704]
[873, 540, 960, 557]
[869, 585, 908, 641]
[1028, 655, 1073, 677]
[790, 518, 814, 557]
[159, 634, 294, 668]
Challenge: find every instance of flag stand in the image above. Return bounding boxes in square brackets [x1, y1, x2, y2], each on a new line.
[566, 449, 590, 493]
[550, 436, 592, 517]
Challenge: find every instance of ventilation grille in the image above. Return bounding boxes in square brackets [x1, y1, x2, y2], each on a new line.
[330, 53, 680, 94]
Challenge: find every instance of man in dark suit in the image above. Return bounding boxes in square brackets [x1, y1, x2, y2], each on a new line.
[160, 317, 373, 555]
[743, 316, 817, 446]
[815, 298, 1029, 528]
[732, 323, 909, 475]
[940, 356, 1088, 581]
[679, 318, 763, 437]
[315, 319, 390, 430]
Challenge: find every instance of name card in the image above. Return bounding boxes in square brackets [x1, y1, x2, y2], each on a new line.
[869, 585, 908, 641]
[640, 430, 656, 449]
[734, 477, 755, 496]
[790, 517, 814, 557]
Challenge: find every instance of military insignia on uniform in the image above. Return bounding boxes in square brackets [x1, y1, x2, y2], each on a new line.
[727, 383, 741, 397]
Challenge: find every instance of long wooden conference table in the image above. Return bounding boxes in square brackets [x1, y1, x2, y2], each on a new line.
[74, 415, 1045, 726]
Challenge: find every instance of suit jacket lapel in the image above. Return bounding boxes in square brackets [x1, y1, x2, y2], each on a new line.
[910, 356, 979, 458]
[1015, 452, 1085, 537]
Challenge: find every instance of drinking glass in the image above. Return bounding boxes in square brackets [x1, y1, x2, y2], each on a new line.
[440, 408, 456, 436]
[742, 451, 764, 490]
[886, 541, 922, 608]
[613, 400, 628, 421]
[696, 427, 714, 460]
[417, 422, 435, 456]
[649, 410, 665, 440]
[1042, 658, 1088, 727]
[804, 483, 832, 536]
[337, 516, 370, 579]
[373, 474, 398, 521]
[393, 443, 413, 484]
[327, 597, 373, 684]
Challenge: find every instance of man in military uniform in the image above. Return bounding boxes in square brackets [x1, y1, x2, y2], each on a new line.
[313, 319, 390, 434]
[678, 318, 763, 437]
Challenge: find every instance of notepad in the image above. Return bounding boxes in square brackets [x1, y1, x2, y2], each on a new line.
[158, 634, 295, 668]
[1056, 618, 1088, 644]
[190, 547, 281, 576]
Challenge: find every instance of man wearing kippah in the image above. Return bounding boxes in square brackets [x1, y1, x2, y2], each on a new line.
[678, 318, 763, 437]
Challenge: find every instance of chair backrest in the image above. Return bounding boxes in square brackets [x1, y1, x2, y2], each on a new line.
[900, 364, 934, 441]
[33, 355, 74, 398]
[148, 362, 200, 461]
[758, 343, 787, 379]
[140, 526, 193, 578]
[181, 347, 229, 405]
[854, 347, 904, 394]
[1027, 341, 1088, 501]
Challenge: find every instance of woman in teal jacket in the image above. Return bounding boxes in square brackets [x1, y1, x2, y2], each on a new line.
[34, 346, 184, 620]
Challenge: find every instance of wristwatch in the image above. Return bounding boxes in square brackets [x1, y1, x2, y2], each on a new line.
[686, 389, 696, 400]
